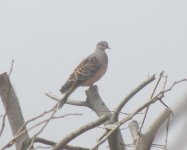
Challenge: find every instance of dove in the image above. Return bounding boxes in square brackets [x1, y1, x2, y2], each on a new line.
[58, 41, 110, 109]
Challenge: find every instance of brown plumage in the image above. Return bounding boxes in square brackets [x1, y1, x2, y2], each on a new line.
[58, 41, 110, 109]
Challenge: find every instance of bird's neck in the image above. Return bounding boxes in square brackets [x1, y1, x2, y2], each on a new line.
[95, 49, 105, 52]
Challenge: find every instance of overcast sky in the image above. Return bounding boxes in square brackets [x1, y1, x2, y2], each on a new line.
[0, 0, 187, 149]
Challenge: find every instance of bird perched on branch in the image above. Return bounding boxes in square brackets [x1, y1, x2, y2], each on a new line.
[58, 41, 110, 109]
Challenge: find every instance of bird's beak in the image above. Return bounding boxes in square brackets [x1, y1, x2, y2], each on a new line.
[107, 46, 111, 49]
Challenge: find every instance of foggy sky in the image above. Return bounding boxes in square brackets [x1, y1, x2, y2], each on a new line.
[0, 1, 187, 149]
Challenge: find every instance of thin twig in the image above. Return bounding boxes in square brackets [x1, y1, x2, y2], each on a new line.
[35, 137, 90, 150]
[91, 78, 187, 150]
[164, 78, 187, 93]
[27, 112, 82, 149]
[35, 146, 51, 149]
[134, 72, 164, 150]
[159, 100, 170, 108]
[2, 110, 81, 149]
[152, 144, 165, 148]
[91, 93, 164, 150]
[52, 115, 108, 150]
[97, 131, 108, 141]
[0, 110, 7, 137]
[27, 135, 36, 150]
[33, 105, 58, 136]
[140, 71, 164, 131]
[8, 59, 15, 77]
[111, 74, 156, 122]
[17, 104, 57, 135]
[158, 75, 170, 108]
[163, 75, 168, 90]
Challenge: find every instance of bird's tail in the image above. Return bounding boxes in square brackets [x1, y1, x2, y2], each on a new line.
[58, 82, 79, 109]
[60, 80, 74, 94]
[57, 94, 69, 109]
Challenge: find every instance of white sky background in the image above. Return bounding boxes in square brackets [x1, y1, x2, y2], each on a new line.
[0, 0, 187, 149]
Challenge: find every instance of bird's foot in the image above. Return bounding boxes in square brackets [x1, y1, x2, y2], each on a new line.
[89, 85, 99, 92]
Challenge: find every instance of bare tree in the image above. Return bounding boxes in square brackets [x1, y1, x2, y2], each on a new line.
[0, 70, 187, 150]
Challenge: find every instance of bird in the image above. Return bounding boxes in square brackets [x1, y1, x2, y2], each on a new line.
[58, 41, 110, 109]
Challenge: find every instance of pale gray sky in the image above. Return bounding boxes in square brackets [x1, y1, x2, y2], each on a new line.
[0, 0, 187, 149]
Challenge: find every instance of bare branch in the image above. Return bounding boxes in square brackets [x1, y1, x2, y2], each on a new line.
[52, 115, 108, 150]
[31, 105, 58, 137]
[0, 72, 30, 150]
[26, 106, 82, 149]
[85, 86, 126, 150]
[0, 60, 15, 137]
[35, 137, 89, 150]
[25, 100, 85, 149]
[2, 104, 59, 149]
[18, 104, 57, 135]
[35, 137, 56, 146]
[8, 59, 15, 77]
[1, 67, 185, 150]
[140, 71, 164, 132]
[135, 72, 168, 150]
[92, 77, 187, 150]
[0, 108, 7, 137]
[45, 92, 88, 107]
[3, 103, 81, 150]
[111, 74, 156, 122]
[128, 109, 171, 150]
[1, 104, 58, 149]
[164, 78, 187, 93]
[26, 113, 82, 135]
[91, 77, 186, 150]
[128, 120, 140, 146]
[91, 93, 163, 150]
[164, 117, 170, 150]
[138, 108, 172, 150]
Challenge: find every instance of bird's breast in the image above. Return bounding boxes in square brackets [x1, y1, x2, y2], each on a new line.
[81, 52, 108, 86]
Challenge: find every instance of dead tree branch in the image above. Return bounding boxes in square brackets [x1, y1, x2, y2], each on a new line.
[91, 93, 164, 150]
[129, 108, 172, 150]
[35, 137, 89, 150]
[1, 68, 186, 150]
[52, 115, 108, 150]
[85, 86, 126, 150]
[46, 85, 126, 150]
[91, 77, 187, 150]
[139, 72, 164, 131]
[0, 60, 15, 137]
[45, 92, 88, 107]
[128, 120, 140, 145]
[111, 74, 156, 122]
[0, 72, 30, 150]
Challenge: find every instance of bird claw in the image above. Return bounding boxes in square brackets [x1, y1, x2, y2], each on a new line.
[90, 85, 99, 92]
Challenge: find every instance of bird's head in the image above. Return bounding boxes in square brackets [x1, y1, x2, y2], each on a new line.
[96, 41, 110, 51]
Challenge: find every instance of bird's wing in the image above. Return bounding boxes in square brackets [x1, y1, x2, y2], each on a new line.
[60, 56, 100, 93]
[69, 56, 101, 82]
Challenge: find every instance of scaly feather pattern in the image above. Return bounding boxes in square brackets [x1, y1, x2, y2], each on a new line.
[60, 56, 100, 94]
